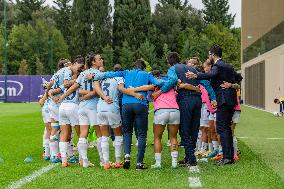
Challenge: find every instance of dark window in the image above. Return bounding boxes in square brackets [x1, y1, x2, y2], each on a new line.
[245, 61, 265, 109]
[243, 21, 284, 63]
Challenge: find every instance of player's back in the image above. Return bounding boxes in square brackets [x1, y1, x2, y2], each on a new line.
[97, 77, 123, 113]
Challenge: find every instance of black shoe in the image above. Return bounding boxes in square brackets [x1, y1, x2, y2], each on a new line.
[136, 163, 148, 170]
[216, 158, 234, 166]
[123, 156, 131, 169]
[188, 161, 197, 167]
[178, 159, 188, 167]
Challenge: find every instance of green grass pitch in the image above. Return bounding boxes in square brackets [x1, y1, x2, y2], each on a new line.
[0, 103, 284, 188]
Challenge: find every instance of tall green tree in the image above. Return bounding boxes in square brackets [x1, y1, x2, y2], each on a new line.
[113, 0, 151, 62]
[119, 41, 135, 70]
[101, 45, 114, 71]
[152, 0, 205, 56]
[90, 0, 112, 53]
[202, 0, 235, 28]
[137, 40, 157, 67]
[8, 19, 69, 74]
[15, 0, 45, 24]
[53, 0, 72, 49]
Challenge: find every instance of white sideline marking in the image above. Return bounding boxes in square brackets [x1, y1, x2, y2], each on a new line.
[189, 166, 200, 173]
[6, 164, 58, 189]
[239, 137, 284, 140]
[188, 177, 202, 188]
[266, 138, 284, 140]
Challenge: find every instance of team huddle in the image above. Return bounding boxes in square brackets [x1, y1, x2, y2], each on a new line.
[39, 44, 242, 170]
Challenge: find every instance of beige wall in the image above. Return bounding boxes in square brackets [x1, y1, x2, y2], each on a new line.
[242, 44, 284, 112]
[242, 0, 284, 50]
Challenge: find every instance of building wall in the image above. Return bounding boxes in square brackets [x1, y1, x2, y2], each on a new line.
[242, 44, 284, 112]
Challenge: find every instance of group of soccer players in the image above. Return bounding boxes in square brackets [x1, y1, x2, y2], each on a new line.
[39, 45, 242, 170]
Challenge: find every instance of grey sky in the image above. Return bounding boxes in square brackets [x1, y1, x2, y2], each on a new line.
[45, 0, 241, 27]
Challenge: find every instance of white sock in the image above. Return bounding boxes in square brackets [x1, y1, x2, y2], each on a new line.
[67, 142, 74, 157]
[101, 136, 110, 164]
[155, 153, 161, 165]
[97, 137, 104, 163]
[171, 151, 178, 164]
[59, 142, 68, 163]
[114, 136, 123, 162]
[201, 142, 208, 152]
[78, 138, 88, 161]
[49, 135, 59, 158]
[44, 139, 50, 157]
[209, 142, 213, 152]
[219, 145, 223, 155]
[212, 141, 219, 151]
[196, 130, 202, 151]
[233, 136, 238, 157]
[43, 128, 47, 148]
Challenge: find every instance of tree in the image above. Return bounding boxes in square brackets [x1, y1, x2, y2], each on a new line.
[36, 57, 44, 74]
[113, 0, 151, 61]
[101, 45, 114, 71]
[8, 19, 69, 74]
[182, 39, 191, 59]
[15, 0, 45, 24]
[152, 1, 205, 56]
[53, 0, 72, 49]
[18, 59, 29, 75]
[119, 41, 135, 70]
[204, 24, 240, 70]
[90, 0, 112, 53]
[202, 0, 235, 28]
[137, 40, 157, 68]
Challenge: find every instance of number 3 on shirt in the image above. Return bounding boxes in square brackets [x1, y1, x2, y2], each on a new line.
[102, 83, 110, 96]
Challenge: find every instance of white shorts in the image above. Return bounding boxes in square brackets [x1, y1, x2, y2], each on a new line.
[154, 109, 180, 125]
[48, 104, 59, 121]
[59, 103, 79, 127]
[97, 112, 121, 128]
[232, 111, 241, 124]
[78, 108, 97, 126]
[209, 112, 216, 121]
[42, 109, 51, 123]
[200, 104, 210, 127]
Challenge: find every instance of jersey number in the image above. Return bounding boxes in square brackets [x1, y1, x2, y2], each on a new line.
[83, 80, 93, 91]
[66, 91, 76, 100]
[102, 83, 110, 96]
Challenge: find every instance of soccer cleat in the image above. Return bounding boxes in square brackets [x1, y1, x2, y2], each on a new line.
[112, 162, 124, 169]
[83, 161, 95, 168]
[233, 156, 239, 161]
[68, 156, 79, 163]
[123, 156, 131, 169]
[237, 149, 241, 155]
[178, 159, 188, 167]
[104, 163, 112, 170]
[99, 162, 104, 167]
[62, 162, 71, 168]
[51, 157, 61, 163]
[43, 156, 50, 161]
[215, 159, 234, 166]
[211, 155, 223, 161]
[151, 163, 162, 170]
[207, 149, 219, 158]
[79, 160, 83, 167]
[136, 163, 148, 170]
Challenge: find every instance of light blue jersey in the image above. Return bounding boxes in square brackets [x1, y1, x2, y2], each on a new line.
[42, 99, 49, 112]
[62, 67, 80, 104]
[97, 77, 124, 113]
[49, 67, 68, 106]
[76, 68, 100, 110]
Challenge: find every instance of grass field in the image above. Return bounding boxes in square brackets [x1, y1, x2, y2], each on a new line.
[1, 103, 284, 188]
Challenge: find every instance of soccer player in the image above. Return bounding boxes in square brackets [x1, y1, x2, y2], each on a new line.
[47, 59, 68, 163]
[274, 98, 284, 116]
[39, 92, 51, 160]
[92, 59, 165, 170]
[126, 70, 183, 169]
[57, 56, 84, 167]
[59, 54, 104, 167]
